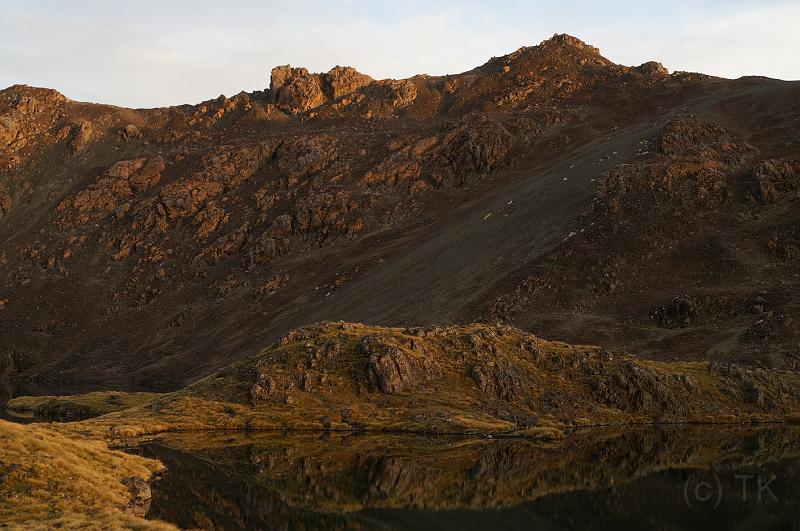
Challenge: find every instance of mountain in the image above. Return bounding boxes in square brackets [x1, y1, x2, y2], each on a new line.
[1, 34, 798, 392]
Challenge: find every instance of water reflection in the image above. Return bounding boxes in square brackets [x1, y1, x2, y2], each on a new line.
[139, 427, 800, 530]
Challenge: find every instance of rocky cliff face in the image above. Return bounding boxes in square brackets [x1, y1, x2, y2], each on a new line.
[0, 34, 798, 390]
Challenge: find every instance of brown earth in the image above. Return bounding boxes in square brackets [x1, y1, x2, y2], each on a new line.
[1, 33, 799, 394]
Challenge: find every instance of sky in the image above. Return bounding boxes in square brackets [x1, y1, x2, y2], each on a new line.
[1, 0, 798, 108]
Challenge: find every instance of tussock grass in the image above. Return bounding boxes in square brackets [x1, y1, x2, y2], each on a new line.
[0, 420, 174, 529]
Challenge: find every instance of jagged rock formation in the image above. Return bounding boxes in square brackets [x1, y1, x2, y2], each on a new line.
[0, 34, 799, 392]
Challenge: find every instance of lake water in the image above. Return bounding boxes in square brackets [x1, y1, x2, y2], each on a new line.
[135, 427, 800, 530]
[4, 379, 799, 529]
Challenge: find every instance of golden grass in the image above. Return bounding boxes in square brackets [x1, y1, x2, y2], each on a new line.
[6, 391, 162, 421]
[0, 420, 175, 529]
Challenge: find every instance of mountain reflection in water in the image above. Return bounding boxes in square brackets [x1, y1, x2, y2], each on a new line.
[138, 427, 800, 530]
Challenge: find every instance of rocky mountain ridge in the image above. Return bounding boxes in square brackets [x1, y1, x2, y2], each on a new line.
[0, 34, 798, 391]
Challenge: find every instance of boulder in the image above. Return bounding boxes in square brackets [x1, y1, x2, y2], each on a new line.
[323, 66, 373, 99]
[121, 124, 142, 140]
[635, 61, 669, 77]
[270, 65, 326, 114]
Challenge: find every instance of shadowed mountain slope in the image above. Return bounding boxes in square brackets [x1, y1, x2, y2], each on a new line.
[1, 34, 798, 391]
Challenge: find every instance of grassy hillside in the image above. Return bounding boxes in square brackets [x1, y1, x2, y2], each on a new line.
[0, 420, 172, 529]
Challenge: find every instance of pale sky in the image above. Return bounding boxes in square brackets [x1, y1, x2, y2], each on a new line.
[1, 0, 798, 108]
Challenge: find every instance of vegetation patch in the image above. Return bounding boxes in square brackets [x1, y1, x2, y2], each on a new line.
[6, 391, 162, 422]
[0, 420, 172, 529]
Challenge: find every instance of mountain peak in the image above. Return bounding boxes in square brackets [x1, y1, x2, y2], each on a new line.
[539, 33, 601, 54]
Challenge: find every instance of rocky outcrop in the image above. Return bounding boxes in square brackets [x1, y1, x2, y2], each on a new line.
[160, 144, 266, 219]
[658, 115, 734, 156]
[541, 33, 601, 55]
[590, 360, 691, 415]
[362, 113, 513, 190]
[270, 65, 326, 114]
[357, 335, 441, 394]
[470, 359, 523, 401]
[129, 156, 165, 193]
[121, 477, 153, 518]
[82, 322, 800, 439]
[323, 66, 373, 99]
[751, 158, 800, 202]
[768, 225, 800, 260]
[277, 135, 337, 184]
[634, 61, 669, 77]
[59, 156, 165, 224]
[268, 63, 416, 115]
[598, 118, 757, 213]
[442, 114, 514, 177]
[0, 116, 17, 146]
[70, 121, 93, 153]
[293, 190, 362, 242]
[650, 296, 700, 329]
[372, 79, 417, 108]
[363, 144, 425, 186]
